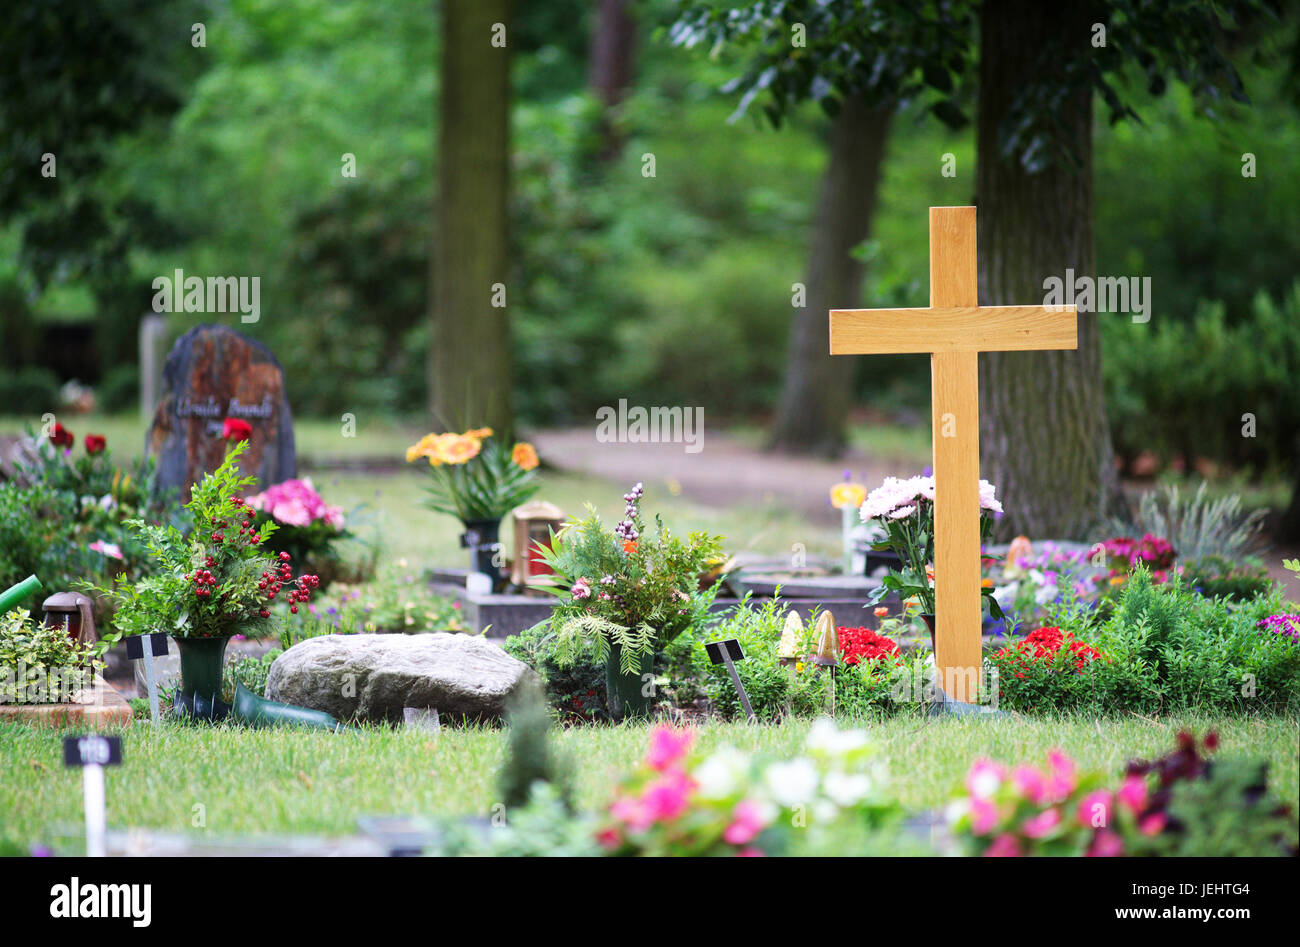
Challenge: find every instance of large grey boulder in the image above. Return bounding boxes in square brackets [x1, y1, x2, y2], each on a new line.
[265, 633, 534, 724]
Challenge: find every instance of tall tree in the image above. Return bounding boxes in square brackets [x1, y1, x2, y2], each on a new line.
[670, 1, 975, 455]
[974, 0, 1122, 536]
[588, 0, 637, 160]
[431, 0, 515, 433]
[770, 99, 893, 455]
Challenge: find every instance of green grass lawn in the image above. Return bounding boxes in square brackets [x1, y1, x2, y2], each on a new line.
[2, 713, 1295, 852]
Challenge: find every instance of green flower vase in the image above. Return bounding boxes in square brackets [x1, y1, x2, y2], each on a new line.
[172, 634, 232, 721]
[605, 641, 655, 721]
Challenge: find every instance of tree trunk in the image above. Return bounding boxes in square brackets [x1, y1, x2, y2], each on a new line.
[588, 0, 636, 160]
[976, 0, 1125, 539]
[769, 98, 893, 456]
[430, 0, 514, 434]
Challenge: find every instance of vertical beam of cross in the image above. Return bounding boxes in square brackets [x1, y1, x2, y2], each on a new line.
[928, 207, 982, 702]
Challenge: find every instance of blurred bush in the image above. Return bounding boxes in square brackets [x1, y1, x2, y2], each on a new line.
[1104, 284, 1298, 474]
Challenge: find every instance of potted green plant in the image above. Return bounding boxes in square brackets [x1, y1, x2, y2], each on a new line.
[405, 428, 540, 581]
[537, 483, 723, 720]
[862, 475, 1004, 648]
[89, 442, 318, 720]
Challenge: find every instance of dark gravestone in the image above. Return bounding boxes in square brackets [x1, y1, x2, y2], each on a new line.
[147, 324, 296, 496]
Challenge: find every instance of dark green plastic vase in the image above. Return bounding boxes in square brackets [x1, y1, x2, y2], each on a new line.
[172, 635, 232, 721]
[605, 641, 655, 721]
[232, 683, 350, 732]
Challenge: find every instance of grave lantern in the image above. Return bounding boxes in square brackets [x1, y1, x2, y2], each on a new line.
[42, 591, 98, 649]
[510, 500, 566, 587]
[777, 611, 803, 666]
[812, 610, 839, 668]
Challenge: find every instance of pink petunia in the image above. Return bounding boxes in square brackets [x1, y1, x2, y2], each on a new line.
[1044, 749, 1077, 800]
[641, 769, 696, 823]
[1021, 807, 1061, 839]
[1011, 765, 1046, 804]
[983, 833, 1022, 857]
[1087, 829, 1124, 857]
[645, 725, 694, 771]
[1076, 789, 1113, 829]
[969, 798, 999, 835]
[1117, 774, 1148, 814]
[722, 799, 768, 846]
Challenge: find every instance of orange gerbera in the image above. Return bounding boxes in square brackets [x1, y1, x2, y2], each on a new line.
[438, 433, 482, 465]
[511, 442, 539, 471]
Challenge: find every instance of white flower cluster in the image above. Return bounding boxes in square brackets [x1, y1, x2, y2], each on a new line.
[859, 475, 1002, 521]
[692, 718, 888, 825]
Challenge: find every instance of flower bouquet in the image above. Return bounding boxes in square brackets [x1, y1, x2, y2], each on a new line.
[89, 441, 318, 718]
[405, 427, 540, 576]
[537, 482, 723, 719]
[862, 475, 1005, 640]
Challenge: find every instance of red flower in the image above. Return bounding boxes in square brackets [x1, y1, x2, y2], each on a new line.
[50, 423, 74, 448]
[84, 434, 107, 455]
[838, 626, 900, 666]
[222, 417, 253, 441]
[994, 625, 1105, 674]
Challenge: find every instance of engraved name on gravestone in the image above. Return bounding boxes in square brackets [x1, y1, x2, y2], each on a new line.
[147, 323, 296, 496]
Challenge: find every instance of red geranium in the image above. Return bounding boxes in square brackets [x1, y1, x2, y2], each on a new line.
[222, 417, 253, 442]
[84, 434, 107, 455]
[50, 423, 74, 448]
[839, 626, 900, 666]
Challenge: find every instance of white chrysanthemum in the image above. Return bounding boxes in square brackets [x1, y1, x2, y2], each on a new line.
[978, 479, 1003, 513]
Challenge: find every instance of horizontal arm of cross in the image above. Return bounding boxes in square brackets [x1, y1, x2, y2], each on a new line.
[829, 305, 1077, 355]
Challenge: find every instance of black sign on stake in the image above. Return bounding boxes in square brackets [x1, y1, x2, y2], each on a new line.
[63, 735, 123, 858]
[126, 632, 169, 724]
[705, 638, 756, 724]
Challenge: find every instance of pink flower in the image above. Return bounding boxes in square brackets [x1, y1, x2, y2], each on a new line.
[969, 798, 999, 835]
[722, 799, 767, 846]
[595, 826, 622, 850]
[641, 769, 695, 823]
[1117, 774, 1148, 814]
[1087, 829, 1124, 857]
[966, 758, 1005, 799]
[1076, 789, 1113, 829]
[646, 725, 694, 771]
[571, 577, 591, 600]
[1021, 807, 1061, 839]
[89, 540, 124, 561]
[1011, 765, 1046, 804]
[983, 834, 1021, 857]
[609, 796, 650, 832]
[736, 847, 765, 857]
[1045, 749, 1077, 800]
[1139, 812, 1167, 836]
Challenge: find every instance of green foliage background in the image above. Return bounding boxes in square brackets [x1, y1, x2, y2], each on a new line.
[1, 0, 1295, 475]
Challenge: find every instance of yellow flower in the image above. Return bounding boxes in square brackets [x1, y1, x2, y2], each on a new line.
[465, 427, 494, 440]
[511, 441, 539, 471]
[1108, 575, 1127, 586]
[795, 661, 805, 673]
[437, 433, 482, 465]
[830, 482, 867, 509]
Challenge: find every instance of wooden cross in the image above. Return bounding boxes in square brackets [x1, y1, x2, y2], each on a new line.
[829, 206, 1077, 703]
